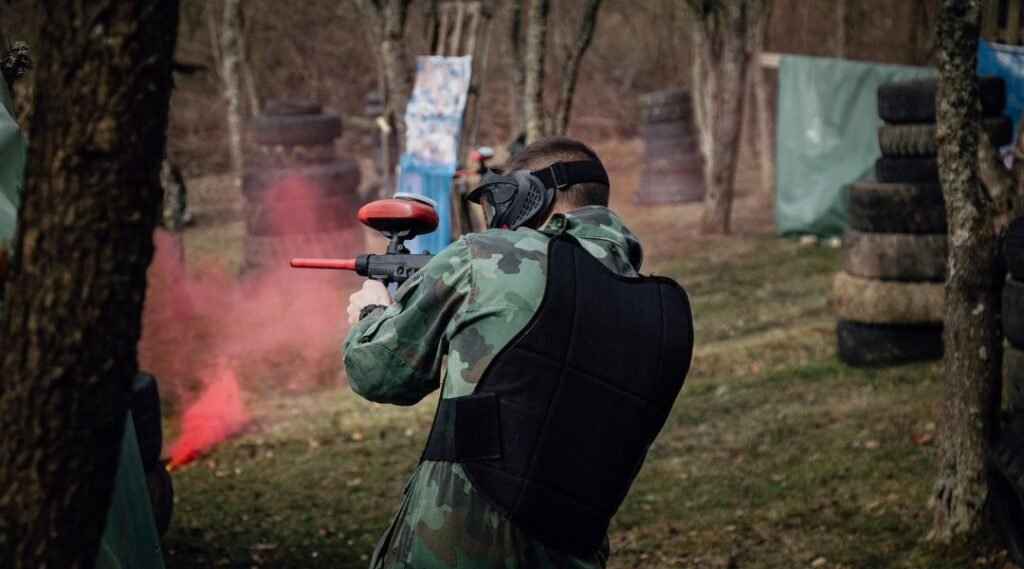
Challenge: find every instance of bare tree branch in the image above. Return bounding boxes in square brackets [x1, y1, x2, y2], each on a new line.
[524, 0, 550, 143]
[551, 0, 604, 136]
[506, 0, 526, 138]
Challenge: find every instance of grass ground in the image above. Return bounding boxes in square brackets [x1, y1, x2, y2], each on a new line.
[160, 141, 1011, 568]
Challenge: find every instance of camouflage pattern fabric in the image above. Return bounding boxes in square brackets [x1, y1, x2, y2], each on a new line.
[343, 206, 643, 569]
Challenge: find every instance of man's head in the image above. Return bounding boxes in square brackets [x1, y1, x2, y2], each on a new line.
[467, 136, 610, 230]
[503, 136, 610, 213]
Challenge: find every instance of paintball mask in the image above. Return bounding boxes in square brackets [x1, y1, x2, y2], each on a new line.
[466, 160, 610, 230]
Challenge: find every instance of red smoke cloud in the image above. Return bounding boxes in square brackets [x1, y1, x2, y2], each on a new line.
[168, 364, 248, 468]
[140, 172, 362, 466]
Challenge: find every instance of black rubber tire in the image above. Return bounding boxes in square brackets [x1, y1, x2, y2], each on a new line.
[847, 182, 945, 234]
[1005, 278, 1024, 349]
[244, 227, 365, 270]
[244, 195, 360, 236]
[639, 89, 694, 124]
[878, 75, 1006, 124]
[1005, 217, 1024, 281]
[878, 116, 1013, 156]
[833, 272, 944, 324]
[364, 91, 384, 117]
[145, 465, 174, 537]
[639, 120, 696, 140]
[635, 158, 706, 204]
[249, 143, 336, 168]
[242, 156, 361, 202]
[644, 136, 700, 160]
[988, 440, 1024, 566]
[131, 372, 162, 470]
[250, 113, 342, 146]
[841, 230, 946, 282]
[875, 156, 940, 184]
[1006, 346, 1024, 414]
[262, 99, 322, 116]
[836, 319, 943, 367]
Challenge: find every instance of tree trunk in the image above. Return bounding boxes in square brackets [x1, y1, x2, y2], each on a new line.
[222, 0, 244, 176]
[507, 0, 526, 139]
[524, 0, 550, 144]
[552, 0, 604, 136]
[380, 0, 412, 149]
[688, 1, 759, 234]
[752, 2, 775, 194]
[931, 0, 1002, 546]
[835, 0, 847, 58]
[0, 1, 177, 567]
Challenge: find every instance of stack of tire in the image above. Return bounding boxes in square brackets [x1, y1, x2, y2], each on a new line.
[988, 217, 1024, 564]
[835, 76, 1011, 367]
[634, 88, 706, 204]
[243, 99, 363, 270]
[131, 371, 173, 537]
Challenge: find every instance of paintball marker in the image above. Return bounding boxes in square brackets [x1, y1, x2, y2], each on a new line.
[290, 193, 438, 286]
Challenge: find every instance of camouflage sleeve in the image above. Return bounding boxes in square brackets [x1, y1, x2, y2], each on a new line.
[343, 238, 473, 405]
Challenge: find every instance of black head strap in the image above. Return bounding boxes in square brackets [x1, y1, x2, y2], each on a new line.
[532, 160, 610, 190]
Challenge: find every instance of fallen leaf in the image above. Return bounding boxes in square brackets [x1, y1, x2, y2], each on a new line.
[912, 433, 934, 446]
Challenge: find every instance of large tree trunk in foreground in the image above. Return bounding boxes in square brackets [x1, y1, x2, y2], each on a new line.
[523, 0, 550, 144]
[0, 1, 178, 566]
[686, 0, 766, 234]
[222, 0, 244, 176]
[931, 0, 1005, 545]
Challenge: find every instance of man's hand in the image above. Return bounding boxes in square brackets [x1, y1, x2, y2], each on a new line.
[347, 280, 392, 324]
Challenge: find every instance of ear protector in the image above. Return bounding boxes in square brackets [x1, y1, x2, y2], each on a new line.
[465, 160, 610, 230]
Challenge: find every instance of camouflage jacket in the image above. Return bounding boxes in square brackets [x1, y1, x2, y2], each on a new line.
[343, 206, 644, 569]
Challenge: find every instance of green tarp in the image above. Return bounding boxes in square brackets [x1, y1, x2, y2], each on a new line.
[96, 415, 166, 569]
[0, 74, 25, 245]
[774, 55, 935, 236]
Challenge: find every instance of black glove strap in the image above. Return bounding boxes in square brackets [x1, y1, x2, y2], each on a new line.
[359, 304, 386, 321]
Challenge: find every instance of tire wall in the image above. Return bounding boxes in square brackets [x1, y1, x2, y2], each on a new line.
[243, 100, 364, 270]
[634, 89, 706, 205]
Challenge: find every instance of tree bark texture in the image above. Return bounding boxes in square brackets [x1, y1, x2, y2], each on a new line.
[931, 0, 1003, 546]
[380, 0, 412, 149]
[222, 0, 244, 176]
[835, 0, 847, 58]
[507, 0, 527, 139]
[686, 0, 766, 234]
[524, 0, 550, 144]
[551, 0, 604, 136]
[752, 1, 774, 194]
[0, 1, 178, 566]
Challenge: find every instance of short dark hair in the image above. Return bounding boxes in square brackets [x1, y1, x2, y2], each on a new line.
[503, 136, 610, 209]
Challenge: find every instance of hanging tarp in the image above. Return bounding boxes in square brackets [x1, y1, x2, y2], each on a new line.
[95, 414, 166, 569]
[0, 74, 26, 246]
[397, 55, 472, 254]
[774, 55, 934, 236]
[978, 40, 1024, 141]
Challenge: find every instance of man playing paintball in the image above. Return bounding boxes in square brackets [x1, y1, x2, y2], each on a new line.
[344, 136, 694, 568]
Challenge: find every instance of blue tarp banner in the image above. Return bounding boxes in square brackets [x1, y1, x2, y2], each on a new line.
[775, 55, 934, 236]
[978, 40, 1024, 141]
[397, 152, 455, 255]
[398, 56, 472, 254]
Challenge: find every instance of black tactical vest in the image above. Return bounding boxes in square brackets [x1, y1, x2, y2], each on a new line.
[422, 233, 694, 554]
